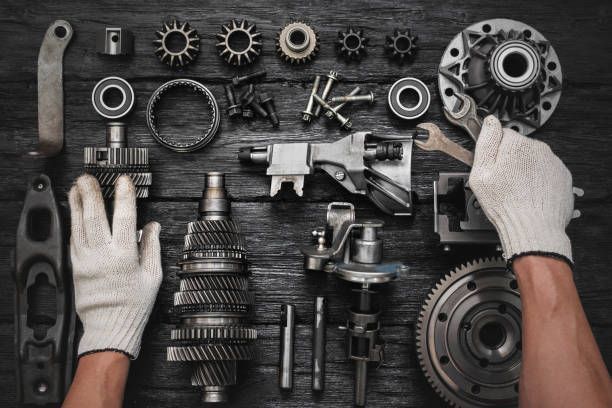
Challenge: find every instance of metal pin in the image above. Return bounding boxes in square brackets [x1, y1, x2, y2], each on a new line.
[279, 304, 295, 391]
[314, 71, 339, 117]
[325, 86, 361, 119]
[302, 75, 322, 122]
[312, 297, 326, 392]
[329, 91, 375, 104]
[232, 69, 267, 87]
[313, 94, 352, 130]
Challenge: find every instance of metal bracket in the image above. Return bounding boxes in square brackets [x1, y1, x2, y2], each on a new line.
[96, 27, 134, 56]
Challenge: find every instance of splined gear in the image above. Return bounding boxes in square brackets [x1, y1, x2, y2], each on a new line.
[153, 20, 200, 69]
[417, 258, 522, 408]
[168, 173, 256, 404]
[276, 21, 319, 64]
[439, 19, 562, 135]
[216, 19, 262, 66]
[385, 28, 418, 63]
[337, 26, 368, 61]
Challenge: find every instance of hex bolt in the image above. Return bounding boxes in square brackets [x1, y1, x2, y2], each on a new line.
[334, 170, 345, 181]
[242, 106, 254, 119]
[314, 71, 340, 117]
[240, 85, 268, 118]
[325, 86, 361, 119]
[313, 94, 352, 130]
[232, 69, 267, 87]
[329, 91, 375, 104]
[302, 75, 322, 122]
[259, 92, 280, 128]
[224, 84, 242, 118]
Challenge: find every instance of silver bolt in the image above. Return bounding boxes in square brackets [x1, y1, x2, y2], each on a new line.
[325, 86, 361, 118]
[313, 94, 352, 130]
[37, 382, 48, 394]
[302, 75, 322, 122]
[334, 171, 346, 181]
[313, 71, 339, 117]
[329, 91, 375, 104]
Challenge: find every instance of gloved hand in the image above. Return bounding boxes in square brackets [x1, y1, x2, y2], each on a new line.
[68, 174, 162, 358]
[469, 115, 576, 264]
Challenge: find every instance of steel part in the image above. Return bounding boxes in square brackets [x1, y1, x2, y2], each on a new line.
[239, 85, 268, 118]
[232, 69, 267, 87]
[279, 304, 295, 391]
[242, 106, 254, 119]
[224, 84, 242, 118]
[259, 92, 280, 128]
[146, 79, 220, 152]
[238, 132, 416, 216]
[301, 203, 407, 406]
[168, 173, 257, 404]
[15, 175, 76, 404]
[387, 77, 430, 120]
[384, 28, 417, 63]
[153, 20, 199, 69]
[314, 70, 340, 117]
[415, 123, 474, 167]
[96, 27, 133, 56]
[277, 21, 319, 64]
[91, 76, 135, 120]
[302, 75, 322, 122]
[216, 19, 262, 66]
[337, 26, 368, 61]
[28, 20, 73, 158]
[444, 92, 483, 141]
[325, 86, 361, 119]
[330, 91, 375, 104]
[313, 94, 352, 130]
[439, 19, 562, 135]
[417, 258, 521, 407]
[312, 296, 326, 392]
[434, 173, 499, 249]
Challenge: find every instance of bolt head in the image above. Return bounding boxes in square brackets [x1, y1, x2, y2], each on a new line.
[327, 70, 339, 81]
[302, 112, 313, 122]
[334, 171, 346, 181]
[242, 109, 254, 119]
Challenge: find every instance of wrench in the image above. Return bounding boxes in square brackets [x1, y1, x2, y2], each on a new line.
[415, 123, 474, 167]
[443, 92, 483, 141]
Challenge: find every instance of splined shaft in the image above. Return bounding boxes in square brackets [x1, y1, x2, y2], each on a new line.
[168, 173, 257, 404]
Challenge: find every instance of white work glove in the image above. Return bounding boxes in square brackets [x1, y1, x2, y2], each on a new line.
[469, 115, 576, 264]
[68, 174, 162, 358]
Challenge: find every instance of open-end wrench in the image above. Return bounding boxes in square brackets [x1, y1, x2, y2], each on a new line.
[415, 123, 474, 167]
[443, 92, 483, 141]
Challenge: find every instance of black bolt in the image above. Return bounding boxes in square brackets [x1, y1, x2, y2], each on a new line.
[224, 84, 242, 118]
[242, 106, 254, 119]
[259, 92, 279, 128]
[232, 69, 267, 87]
[240, 85, 268, 118]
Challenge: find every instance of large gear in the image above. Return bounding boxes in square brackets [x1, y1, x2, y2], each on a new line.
[276, 21, 319, 64]
[168, 173, 256, 404]
[439, 19, 562, 135]
[216, 19, 262, 66]
[153, 20, 200, 69]
[416, 258, 522, 408]
[384, 28, 418, 63]
[337, 26, 368, 61]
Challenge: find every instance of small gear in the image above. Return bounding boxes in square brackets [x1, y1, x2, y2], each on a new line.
[276, 21, 319, 64]
[167, 344, 257, 362]
[385, 28, 418, 63]
[173, 290, 254, 307]
[337, 26, 368, 61]
[171, 326, 257, 341]
[180, 275, 249, 292]
[153, 20, 200, 69]
[216, 19, 262, 66]
[187, 219, 241, 234]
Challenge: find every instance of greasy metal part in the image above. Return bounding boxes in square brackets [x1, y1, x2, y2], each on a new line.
[232, 69, 267, 87]
[302, 203, 407, 406]
[91, 76, 135, 120]
[216, 19, 262, 66]
[415, 123, 474, 167]
[168, 173, 257, 404]
[302, 75, 322, 122]
[330, 91, 374, 104]
[417, 258, 521, 408]
[313, 94, 352, 130]
[439, 19, 562, 135]
[444, 93, 483, 141]
[14, 174, 76, 404]
[238, 132, 415, 216]
[384, 28, 418, 63]
[153, 20, 199, 69]
[259, 92, 280, 128]
[242, 106, 254, 119]
[337, 26, 368, 61]
[314, 71, 339, 117]
[325, 86, 361, 119]
[279, 304, 295, 391]
[224, 84, 242, 118]
[146, 79, 220, 152]
[239, 85, 268, 118]
[28, 20, 73, 158]
[277, 21, 319, 64]
[387, 77, 430, 120]
[312, 296, 326, 392]
[96, 27, 134, 56]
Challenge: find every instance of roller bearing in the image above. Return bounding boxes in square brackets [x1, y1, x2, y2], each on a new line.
[91, 77, 134, 120]
[387, 77, 430, 120]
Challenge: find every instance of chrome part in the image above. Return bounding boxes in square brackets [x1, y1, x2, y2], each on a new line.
[279, 304, 295, 391]
[387, 77, 430, 120]
[96, 27, 133, 56]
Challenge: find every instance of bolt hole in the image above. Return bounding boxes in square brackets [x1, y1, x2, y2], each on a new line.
[479, 358, 489, 368]
[547, 61, 557, 71]
[227, 30, 251, 53]
[395, 35, 412, 52]
[467, 281, 476, 291]
[479, 321, 506, 349]
[498, 304, 507, 314]
[111, 34, 119, 43]
[444, 88, 454, 97]
[471, 384, 481, 394]
[542, 101, 552, 111]
[511, 125, 520, 132]
[102, 87, 124, 109]
[399, 87, 420, 109]
[54, 26, 67, 38]
[32, 177, 48, 191]
[482, 24, 491, 33]
[450, 47, 459, 57]
[438, 312, 448, 322]
[523, 29, 532, 38]
[345, 33, 361, 50]
[503, 52, 529, 78]
[439, 355, 449, 365]
[164, 31, 188, 53]
[509, 279, 518, 290]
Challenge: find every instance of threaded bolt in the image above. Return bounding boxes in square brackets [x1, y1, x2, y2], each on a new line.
[259, 92, 279, 128]
[224, 84, 242, 118]
[313, 71, 340, 117]
[325, 86, 361, 119]
[302, 75, 322, 122]
[232, 69, 267, 87]
[375, 142, 403, 160]
[313, 94, 352, 130]
[239, 85, 268, 118]
[329, 91, 374, 104]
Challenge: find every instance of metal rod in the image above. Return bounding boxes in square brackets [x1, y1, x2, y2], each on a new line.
[312, 297, 326, 392]
[279, 304, 295, 390]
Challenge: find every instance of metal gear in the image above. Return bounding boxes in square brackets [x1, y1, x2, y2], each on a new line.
[337, 26, 368, 61]
[168, 173, 256, 404]
[276, 21, 319, 64]
[416, 258, 522, 408]
[216, 19, 262, 66]
[153, 20, 200, 69]
[439, 19, 562, 135]
[384, 28, 418, 63]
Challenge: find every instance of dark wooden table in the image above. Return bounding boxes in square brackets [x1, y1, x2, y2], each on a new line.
[1, 0, 611, 406]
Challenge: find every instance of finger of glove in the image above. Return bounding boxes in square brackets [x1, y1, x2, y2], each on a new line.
[139, 221, 163, 287]
[76, 174, 111, 247]
[112, 175, 137, 248]
[68, 184, 86, 249]
[473, 115, 504, 169]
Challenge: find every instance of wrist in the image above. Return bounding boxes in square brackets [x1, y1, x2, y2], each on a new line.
[512, 255, 575, 307]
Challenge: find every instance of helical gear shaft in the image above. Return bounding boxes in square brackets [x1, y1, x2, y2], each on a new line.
[168, 173, 256, 404]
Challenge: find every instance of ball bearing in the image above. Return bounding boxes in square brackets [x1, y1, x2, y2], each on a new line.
[387, 77, 430, 120]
